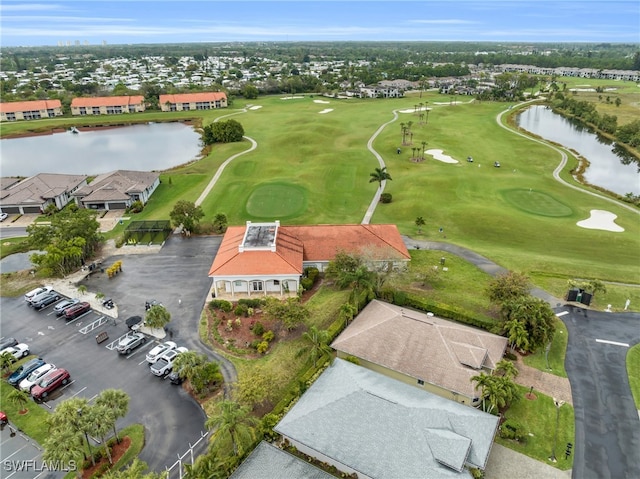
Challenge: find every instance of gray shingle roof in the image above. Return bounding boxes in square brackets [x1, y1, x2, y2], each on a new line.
[0, 173, 87, 205]
[74, 170, 158, 203]
[230, 441, 336, 479]
[331, 300, 508, 398]
[275, 359, 500, 478]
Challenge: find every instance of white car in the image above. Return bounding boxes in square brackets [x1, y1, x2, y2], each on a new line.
[1, 343, 30, 361]
[25, 286, 53, 302]
[0, 212, 8, 222]
[150, 347, 188, 377]
[19, 363, 56, 391]
[145, 341, 177, 364]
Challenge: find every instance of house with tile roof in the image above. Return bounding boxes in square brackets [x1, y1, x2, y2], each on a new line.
[0, 99, 63, 122]
[159, 92, 227, 112]
[331, 300, 508, 406]
[70, 96, 145, 116]
[274, 358, 500, 478]
[72, 170, 160, 211]
[208, 221, 410, 299]
[229, 441, 336, 479]
[0, 173, 88, 214]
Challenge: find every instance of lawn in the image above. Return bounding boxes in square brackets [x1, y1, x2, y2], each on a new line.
[497, 385, 575, 470]
[522, 319, 569, 377]
[627, 344, 640, 409]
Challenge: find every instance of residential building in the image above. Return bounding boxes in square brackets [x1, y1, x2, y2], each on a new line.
[331, 300, 508, 406]
[0, 100, 63, 122]
[72, 170, 160, 210]
[70, 96, 145, 116]
[159, 92, 227, 112]
[229, 441, 335, 479]
[208, 221, 410, 299]
[275, 358, 500, 478]
[0, 173, 88, 214]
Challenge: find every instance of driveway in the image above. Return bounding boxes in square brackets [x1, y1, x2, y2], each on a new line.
[0, 234, 226, 474]
[559, 306, 640, 479]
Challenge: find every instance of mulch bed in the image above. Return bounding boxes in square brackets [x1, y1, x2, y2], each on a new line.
[81, 436, 131, 479]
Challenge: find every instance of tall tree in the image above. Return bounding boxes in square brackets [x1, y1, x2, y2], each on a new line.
[95, 389, 130, 444]
[369, 166, 392, 188]
[169, 200, 204, 235]
[145, 304, 171, 330]
[302, 325, 332, 367]
[503, 317, 529, 353]
[501, 295, 556, 353]
[487, 271, 531, 305]
[88, 404, 116, 464]
[205, 400, 259, 457]
[415, 216, 426, 234]
[43, 429, 84, 479]
[48, 397, 94, 465]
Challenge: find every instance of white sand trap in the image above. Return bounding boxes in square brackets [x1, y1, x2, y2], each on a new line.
[426, 149, 458, 164]
[249, 105, 262, 110]
[319, 108, 334, 114]
[577, 210, 624, 232]
[399, 107, 431, 113]
[433, 101, 463, 105]
[314, 99, 330, 104]
[281, 96, 305, 100]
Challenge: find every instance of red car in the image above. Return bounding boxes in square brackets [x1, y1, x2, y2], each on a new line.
[0, 411, 7, 426]
[64, 302, 91, 320]
[30, 368, 70, 400]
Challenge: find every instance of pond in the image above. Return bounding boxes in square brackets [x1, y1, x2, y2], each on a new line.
[0, 122, 202, 177]
[516, 105, 640, 196]
[0, 250, 43, 273]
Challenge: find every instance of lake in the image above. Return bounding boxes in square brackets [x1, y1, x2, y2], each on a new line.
[516, 105, 640, 196]
[0, 122, 202, 177]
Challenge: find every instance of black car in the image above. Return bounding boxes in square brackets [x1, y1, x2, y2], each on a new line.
[167, 369, 184, 385]
[32, 292, 61, 310]
[0, 337, 18, 351]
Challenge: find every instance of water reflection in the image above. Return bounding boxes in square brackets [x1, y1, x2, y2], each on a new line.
[517, 105, 640, 196]
[0, 122, 202, 177]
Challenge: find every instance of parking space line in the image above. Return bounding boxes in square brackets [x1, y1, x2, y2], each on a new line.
[1, 443, 31, 460]
[126, 341, 153, 360]
[556, 311, 569, 317]
[595, 338, 629, 347]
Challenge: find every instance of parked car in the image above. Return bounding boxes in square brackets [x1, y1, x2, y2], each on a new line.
[125, 315, 143, 330]
[146, 341, 177, 364]
[1, 343, 30, 361]
[8, 357, 45, 387]
[0, 411, 7, 425]
[167, 367, 184, 385]
[64, 302, 91, 320]
[19, 363, 56, 392]
[116, 333, 147, 354]
[31, 292, 62, 310]
[25, 286, 53, 302]
[54, 298, 80, 315]
[0, 337, 18, 351]
[31, 368, 70, 400]
[0, 212, 8, 222]
[150, 347, 188, 377]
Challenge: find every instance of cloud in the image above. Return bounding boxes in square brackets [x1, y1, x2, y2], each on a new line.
[408, 19, 478, 25]
[0, 3, 64, 12]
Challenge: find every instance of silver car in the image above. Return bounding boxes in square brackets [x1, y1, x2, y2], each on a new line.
[116, 333, 147, 355]
[19, 363, 56, 392]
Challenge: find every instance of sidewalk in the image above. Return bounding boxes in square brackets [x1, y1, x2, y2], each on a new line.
[513, 354, 573, 405]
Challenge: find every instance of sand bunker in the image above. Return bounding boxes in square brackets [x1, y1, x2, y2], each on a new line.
[425, 149, 458, 164]
[313, 99, 330, 104]
[576, 210, 624, 232]
[281, 96, 305, 100]
[249, 105, 262, 110]
[319, 109, 334, 114]
[399, 107, 431, 113]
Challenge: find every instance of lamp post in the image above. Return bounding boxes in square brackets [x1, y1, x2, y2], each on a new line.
[549, 398, 565, 462]
[77, 408, 93, 464]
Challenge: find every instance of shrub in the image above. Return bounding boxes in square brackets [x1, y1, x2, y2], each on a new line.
[500, 419, 526, 442]
[234, 304, 248, 317]
[304, 267, 319, 282]
[301, 278, 314, 291]
[262, 330, 275, 342]
[210, 299, 233, 312]
[127, 200, 144, 213]
[380, 193, 392, 203]
[253, 321, 265, 336]
[257, 341, 269, 354]
[238, 298, 264, 308]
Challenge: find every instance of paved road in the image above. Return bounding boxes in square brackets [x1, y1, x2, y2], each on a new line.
[559, 306, 640, 479]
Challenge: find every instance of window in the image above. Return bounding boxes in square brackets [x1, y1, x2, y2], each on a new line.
[252, 281, 263, 291]
[417, 379, 425, 386]
[234, 281, 243, 287]
[273, 280, 280, 286]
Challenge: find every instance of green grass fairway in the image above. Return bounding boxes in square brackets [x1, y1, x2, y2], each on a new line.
[245, 182, 307, 219]
[502, 189, 574, 217]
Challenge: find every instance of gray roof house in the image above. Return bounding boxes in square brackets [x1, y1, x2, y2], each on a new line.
[275, 358, 500, 478]
[229, 441, 335, 479]
[331, 300, 508, 406]
[0, 173, 88, 214]
[72, 170, 160, 210]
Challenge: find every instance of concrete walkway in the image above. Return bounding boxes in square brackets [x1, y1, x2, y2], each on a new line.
[485, 444, 572, 479]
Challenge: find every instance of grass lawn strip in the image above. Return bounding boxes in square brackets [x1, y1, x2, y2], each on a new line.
[627, 344, 640, 409]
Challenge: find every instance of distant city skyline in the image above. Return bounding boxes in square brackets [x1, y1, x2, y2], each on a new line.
[1, 1, 639, 47]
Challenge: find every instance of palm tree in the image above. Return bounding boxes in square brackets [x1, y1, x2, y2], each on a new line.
[339, 265, 376, 307]
[495, 359, 519, 380]
[504, 317, 529, 353]
[89, 404, 116, 464]
[8, 388, 30, 414]
[95, 389, 129, 444]
[43, 429, 85, 479]
[421, 141, 428, 160]
[172, 351, 207, 385]
[471, 372, 492, 412]
[0, 352, 14, 375]
[205, 400, 259, 458]
[77, 285, 87, 296]
[369, 167, 392, 189]
[302, 325, 332, 367]
[48, 397, 94, 465]
[400, 122, 407, 144]
[339, 302, 358, 325]
[415, 216, 426, 234]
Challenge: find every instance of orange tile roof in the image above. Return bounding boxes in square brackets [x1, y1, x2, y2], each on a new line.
[159, 92, 227, 104]
[70, 96, 144, 107]
[208, 224, 409, 277]
[0, 99, 62, 113]
[209, 226, 304, 276]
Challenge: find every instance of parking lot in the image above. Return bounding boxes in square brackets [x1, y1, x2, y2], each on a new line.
[0, 235, 222, 474]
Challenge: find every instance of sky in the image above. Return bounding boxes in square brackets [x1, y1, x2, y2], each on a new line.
[1, 0, 639, 47]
